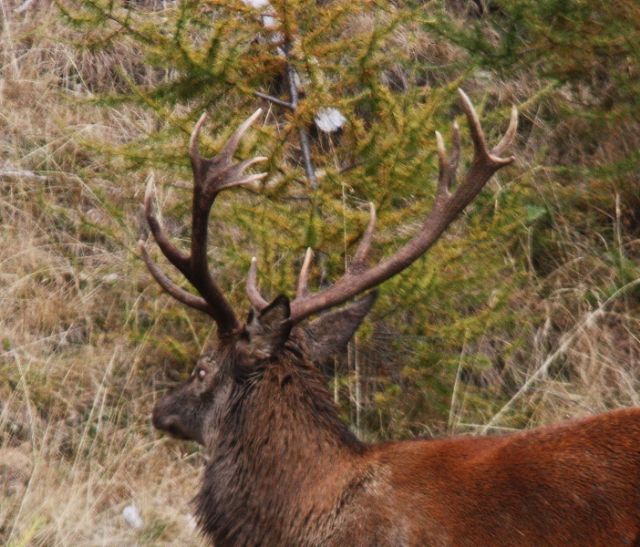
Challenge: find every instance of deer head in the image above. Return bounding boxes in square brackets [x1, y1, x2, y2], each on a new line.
[150, 292, 376, 446]
[143, 90, 517, 450]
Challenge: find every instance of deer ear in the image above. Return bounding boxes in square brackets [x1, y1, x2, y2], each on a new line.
[305, 292, 376, 363]
[245, 295, 292, 359]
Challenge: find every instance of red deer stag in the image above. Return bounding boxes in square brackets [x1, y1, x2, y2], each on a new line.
[142, 91, 640, 546]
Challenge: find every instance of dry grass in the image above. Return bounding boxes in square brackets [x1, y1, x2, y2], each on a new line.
[1, 2, 205, 544]
[1, 0, 640, 545]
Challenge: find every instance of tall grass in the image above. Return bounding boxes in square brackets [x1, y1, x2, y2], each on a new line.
[0, 3, 205, 543]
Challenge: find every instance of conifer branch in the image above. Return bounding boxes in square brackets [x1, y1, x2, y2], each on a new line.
[283, 41, 319, 191]
[254, 91, 294, 110]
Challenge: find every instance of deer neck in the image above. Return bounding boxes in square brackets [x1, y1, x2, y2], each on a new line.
[195, 349, 367, 544]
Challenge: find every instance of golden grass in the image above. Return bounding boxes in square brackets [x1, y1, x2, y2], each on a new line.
[0, 3, 205, 544]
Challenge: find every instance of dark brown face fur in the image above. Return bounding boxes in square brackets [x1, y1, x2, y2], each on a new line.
[152, 351, 228, 445]
[152, 293, 376, 448]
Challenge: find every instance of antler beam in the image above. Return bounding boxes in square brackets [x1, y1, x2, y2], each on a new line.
[271, 89, 518, 323]
[140, 109, 267, 335]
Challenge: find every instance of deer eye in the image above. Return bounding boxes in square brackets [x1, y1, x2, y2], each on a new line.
[196, 368, 207, 381]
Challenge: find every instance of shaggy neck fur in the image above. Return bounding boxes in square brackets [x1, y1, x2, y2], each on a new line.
[195, 338, 369, 546]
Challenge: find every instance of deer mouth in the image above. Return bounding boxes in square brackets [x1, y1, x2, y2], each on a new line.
[152, 413, 192, 441]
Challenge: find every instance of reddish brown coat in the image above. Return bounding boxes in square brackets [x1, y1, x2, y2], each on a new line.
[372, 408, 640, 545]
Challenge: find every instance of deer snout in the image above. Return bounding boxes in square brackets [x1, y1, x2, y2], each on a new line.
[153, 414, 187, 440]
[153, 398, 185, 436]
[152, 391, 205, 444]
[152, 407, 191, 441]
[151, 401, 171, 431]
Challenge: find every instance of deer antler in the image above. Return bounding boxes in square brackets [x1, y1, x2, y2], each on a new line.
[140, 109, 267, 335]
[247, 90, 518, 323]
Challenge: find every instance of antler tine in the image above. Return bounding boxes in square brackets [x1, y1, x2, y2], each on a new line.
[296, 248, 314, 298]
[217, 156, 269, 191]
[457, 89, 490, 160]
[189, 112, 210, 173]
[190, 108, 267, 194]
[435, 121, 461, 199]
[287, 90, 518, 324]
[458, 89, 515, 168]
[349, 202, 377, 273]
[144, 175, 189, 272]
[218, 109, 264, 164]
[138, 241, 213, 314]
[246, 257, 269, 310]
[492, 105, 518, 157]
[448, 89, 516, 211]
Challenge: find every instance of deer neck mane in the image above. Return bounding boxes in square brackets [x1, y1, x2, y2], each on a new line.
[195, 339, 367, 544]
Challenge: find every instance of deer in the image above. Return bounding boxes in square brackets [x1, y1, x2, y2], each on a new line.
[141, 91, 640, 546]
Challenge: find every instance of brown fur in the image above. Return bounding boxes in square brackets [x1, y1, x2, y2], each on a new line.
[154, 323, 640, 546]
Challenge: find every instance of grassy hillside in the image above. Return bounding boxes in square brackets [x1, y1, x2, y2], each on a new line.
[1, 0, 639, 544]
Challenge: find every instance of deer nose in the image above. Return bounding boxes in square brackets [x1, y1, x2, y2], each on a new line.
[152, 396, 176, 431]
[151, 404, 168, 431]
[153, 409, 188, 439]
